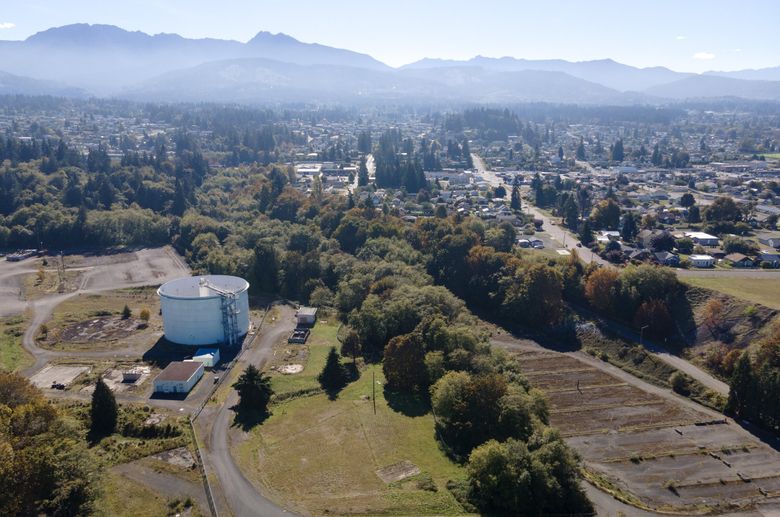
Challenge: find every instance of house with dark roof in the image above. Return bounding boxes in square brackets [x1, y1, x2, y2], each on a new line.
[724, 253, 755, 268]
[653, 251, 680, 267]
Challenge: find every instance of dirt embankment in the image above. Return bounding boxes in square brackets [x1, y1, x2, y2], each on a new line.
[677, 285, 778, 378]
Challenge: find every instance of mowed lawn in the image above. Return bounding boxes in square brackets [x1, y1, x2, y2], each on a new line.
[94, 471, 186, 517]
[235, 368, 468, 516]
[682, 276, 780, 309]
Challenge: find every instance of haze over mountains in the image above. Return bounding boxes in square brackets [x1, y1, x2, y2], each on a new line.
[1, 23, 780, 104]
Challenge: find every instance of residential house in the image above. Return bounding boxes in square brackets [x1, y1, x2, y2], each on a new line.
[654, 251, 680, 267]
[758, 251, 780, 268]
[690, 254, 715, 268]
[724, 253, 755, 268]
[758, 236, 780, 249]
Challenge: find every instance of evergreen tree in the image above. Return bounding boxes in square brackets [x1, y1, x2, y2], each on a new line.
[727, 353, 755, 419]
[90, 378, 118, 437]
[576, 138, 586, 160]
[318, 347, 348, 396]
[621, 212, 638, 242]
[341, 330, 362, 365]
[510, 185, 522, 212]
[564, 197, 579, 229]
[462, 140, 474, 168]
[578, 219, 594, 245]
[611, 139, 624, 162]
[688, 205, 701, 223]
[558, 146, 564, 160]
[233, 365, 274, 412]
[651, 143, 662, 166]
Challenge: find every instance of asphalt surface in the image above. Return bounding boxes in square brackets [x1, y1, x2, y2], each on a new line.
[470, 152, 608, 266]
[203, 304, 298, 517]
[13, 247, 190, 378]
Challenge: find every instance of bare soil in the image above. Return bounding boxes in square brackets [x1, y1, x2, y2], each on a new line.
[512, 347, 780, 513]
[375, 461, 421, 484]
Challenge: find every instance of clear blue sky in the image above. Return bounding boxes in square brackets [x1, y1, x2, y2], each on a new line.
[1, 0, 777, 72]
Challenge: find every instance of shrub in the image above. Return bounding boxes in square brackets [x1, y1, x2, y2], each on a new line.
[139, 308, 151, 321]
[669, 372, 689, 395]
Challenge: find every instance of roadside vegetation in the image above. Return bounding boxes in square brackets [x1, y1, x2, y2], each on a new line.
[0, 314, 33, 371]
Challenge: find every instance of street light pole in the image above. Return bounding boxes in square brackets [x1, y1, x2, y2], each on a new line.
[640, 325, 649, 347]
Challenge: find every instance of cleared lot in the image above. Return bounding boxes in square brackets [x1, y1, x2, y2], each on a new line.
[30, 364, 89, 388]
[513, 348, 780, 513]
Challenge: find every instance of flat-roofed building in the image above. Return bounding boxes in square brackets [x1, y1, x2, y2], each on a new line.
[153, 361, 204, 394]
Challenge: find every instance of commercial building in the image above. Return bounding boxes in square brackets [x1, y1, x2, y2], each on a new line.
[685, 232, 719, 247]
[296, 307, 318, 326]
[153, 361, 204, 394]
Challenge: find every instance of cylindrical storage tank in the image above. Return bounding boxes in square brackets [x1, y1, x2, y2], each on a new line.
[157, 275, 250, 346]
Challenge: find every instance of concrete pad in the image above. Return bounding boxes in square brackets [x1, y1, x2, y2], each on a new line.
[30, 364, 89, 388]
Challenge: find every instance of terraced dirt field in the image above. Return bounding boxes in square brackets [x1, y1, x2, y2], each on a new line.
[513, 348, 780, 514]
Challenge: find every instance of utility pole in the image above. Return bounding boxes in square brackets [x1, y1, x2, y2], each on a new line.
[372, 367, 376, 415]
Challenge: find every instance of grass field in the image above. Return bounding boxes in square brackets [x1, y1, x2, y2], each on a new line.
[235, 367, 467, 516]
[94, 471, 201, 517]
[42, 288, 161, 351]
[682, 276, 780, 309]
[0, 314, 33, 371]
[762, 153, 780, 161]
[269, 319, 340, 397]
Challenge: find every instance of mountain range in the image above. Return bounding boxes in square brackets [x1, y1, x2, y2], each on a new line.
[1, 23, 779, 105]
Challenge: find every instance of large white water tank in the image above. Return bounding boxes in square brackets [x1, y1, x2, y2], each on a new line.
[157, 275, 250, 346]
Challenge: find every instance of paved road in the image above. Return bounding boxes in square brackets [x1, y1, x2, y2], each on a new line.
[204, 304, 298, 517]
[574, 303, 729, 396]
[470, 152, 608, 266]
[525, 204, 611, 266]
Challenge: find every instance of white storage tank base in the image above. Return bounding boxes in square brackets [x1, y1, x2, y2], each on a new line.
[157, 275, 250, 346]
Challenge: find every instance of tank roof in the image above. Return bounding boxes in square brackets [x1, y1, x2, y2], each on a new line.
[157, 275, 249, 300]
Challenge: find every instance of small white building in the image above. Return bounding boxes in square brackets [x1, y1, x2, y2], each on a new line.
[153, 361, 204, 394]
[685, 232, 719, 247]
[690, 254, 715, 268]
[192, 348, 221, 368]
[296, 307, 318, 326]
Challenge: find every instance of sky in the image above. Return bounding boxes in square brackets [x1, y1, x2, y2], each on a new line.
[0, 0, 778, 72]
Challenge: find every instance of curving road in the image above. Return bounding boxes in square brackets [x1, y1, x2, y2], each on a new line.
[201, 304, 298, 517]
